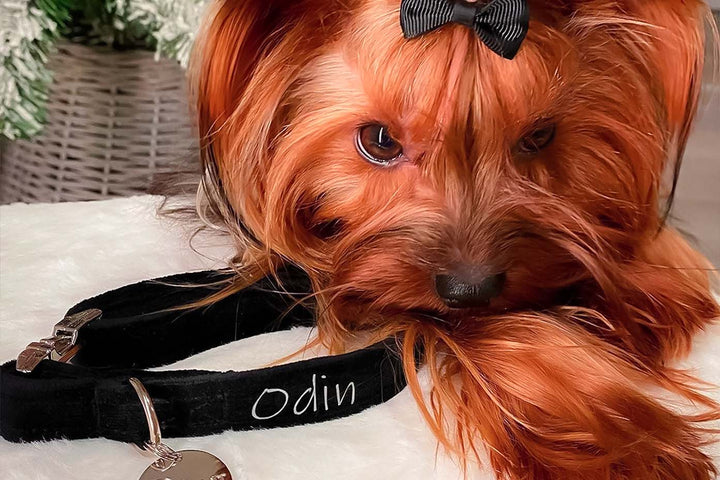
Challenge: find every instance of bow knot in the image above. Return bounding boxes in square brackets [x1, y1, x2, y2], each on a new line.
[400, 0, 530, 59]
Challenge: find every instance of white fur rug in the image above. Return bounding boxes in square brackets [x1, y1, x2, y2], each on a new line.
[0, 195, 718, 480]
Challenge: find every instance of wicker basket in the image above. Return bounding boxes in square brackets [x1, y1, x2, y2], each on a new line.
[0, 41, 197, 204]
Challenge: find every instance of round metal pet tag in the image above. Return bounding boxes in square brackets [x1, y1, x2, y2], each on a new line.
[139, 449, 232, 480]
[129, 378, 233, 480]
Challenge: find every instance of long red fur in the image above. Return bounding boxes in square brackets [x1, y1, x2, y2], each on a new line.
[190, 0, 720, 478]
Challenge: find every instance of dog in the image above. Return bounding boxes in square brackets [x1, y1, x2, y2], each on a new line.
[188, 0, 720, 478]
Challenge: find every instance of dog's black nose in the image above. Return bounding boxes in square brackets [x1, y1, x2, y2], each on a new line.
[434, 266, 506, 308]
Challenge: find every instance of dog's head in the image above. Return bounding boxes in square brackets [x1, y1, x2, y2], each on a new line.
[194, 0, 710, 334]
[192, 1, 719, 477]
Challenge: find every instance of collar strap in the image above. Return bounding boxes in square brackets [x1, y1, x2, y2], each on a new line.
[0, 267, 407, 444]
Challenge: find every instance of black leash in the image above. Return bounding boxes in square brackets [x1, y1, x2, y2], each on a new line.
[0, 267, 407, 445]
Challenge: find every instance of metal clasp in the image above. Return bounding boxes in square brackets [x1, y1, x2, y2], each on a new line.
[16, 308, 102, 373]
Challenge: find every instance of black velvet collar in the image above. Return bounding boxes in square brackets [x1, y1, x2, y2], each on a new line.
[0, 267, 407, 444]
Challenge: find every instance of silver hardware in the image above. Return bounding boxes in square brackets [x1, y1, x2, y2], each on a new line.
[129, 377, 178, 468]
[143, 441, 184, 472]
[16, 308, 102, 373]
[129, 377, 233, 480]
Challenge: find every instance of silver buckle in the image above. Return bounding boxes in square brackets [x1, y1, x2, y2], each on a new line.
[16, 308, 102, 373]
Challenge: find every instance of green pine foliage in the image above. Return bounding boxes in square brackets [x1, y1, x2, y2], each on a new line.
[0, 0, 207, 140]
[34, 0, 77, 24]
[61, 0, 155, 49]
[1, 0, 75, 139]
[116, 0, 207, 67]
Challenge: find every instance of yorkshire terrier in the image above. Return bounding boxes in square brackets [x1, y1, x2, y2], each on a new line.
[189, 0, 720, 478]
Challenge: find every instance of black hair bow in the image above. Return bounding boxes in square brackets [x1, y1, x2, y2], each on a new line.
[400, 0, 530, 59]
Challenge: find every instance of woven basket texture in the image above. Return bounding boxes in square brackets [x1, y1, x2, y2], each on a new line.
[1, 41, 197, 204]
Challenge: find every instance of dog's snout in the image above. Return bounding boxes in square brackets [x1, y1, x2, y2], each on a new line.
[434, 265, 506, 308]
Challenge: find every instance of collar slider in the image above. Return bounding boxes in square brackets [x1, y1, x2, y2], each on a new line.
[16, 308, 102, 373]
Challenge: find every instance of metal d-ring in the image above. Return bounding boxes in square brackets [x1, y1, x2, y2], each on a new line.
[129, 377, 162, 446]
[129, 377, 183, 471]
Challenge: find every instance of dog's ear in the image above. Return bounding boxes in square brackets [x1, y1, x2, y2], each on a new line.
[565, 0, 710, 209]
[190, 0, 345, 181]
[190, 0, 347, 254]
[624, 1, 709, 201]
[191, 0, 293, 146]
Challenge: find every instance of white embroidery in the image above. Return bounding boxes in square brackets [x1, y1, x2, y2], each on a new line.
[336, 382, 356, 406]
[251, 374, 356, 420]
[251, 388, 289, 420]
[293, 374, 317, 415]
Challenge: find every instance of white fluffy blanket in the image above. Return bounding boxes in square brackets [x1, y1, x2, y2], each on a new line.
[0, 196, 718, 480]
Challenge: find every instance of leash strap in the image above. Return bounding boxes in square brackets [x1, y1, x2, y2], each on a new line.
[0, 267, 407, 444]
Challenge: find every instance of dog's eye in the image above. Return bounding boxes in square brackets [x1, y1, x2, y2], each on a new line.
[355, 124, 403, 165]
[516, 124, 556, 155]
